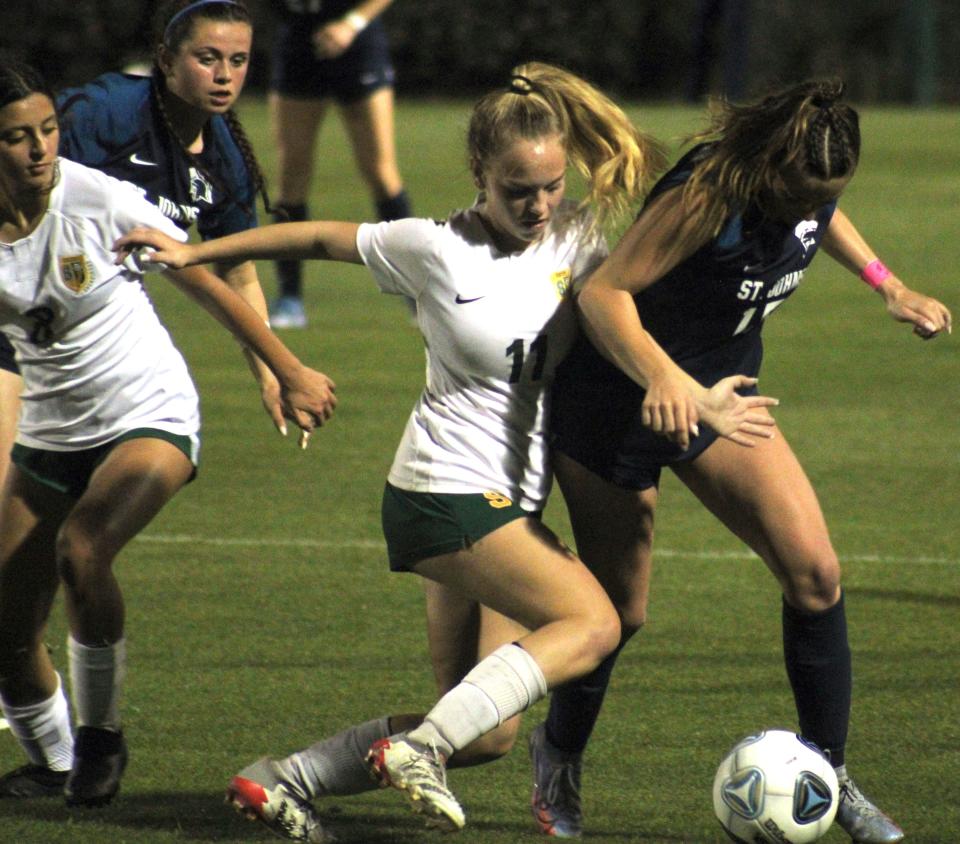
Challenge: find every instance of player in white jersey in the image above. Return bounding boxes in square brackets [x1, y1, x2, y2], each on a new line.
[118, 62, 774, 839]
[0, 54, 336, 809]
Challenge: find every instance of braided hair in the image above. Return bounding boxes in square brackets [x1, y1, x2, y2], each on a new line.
[682, 79, 861, 238]
[150, 0, 278, 216]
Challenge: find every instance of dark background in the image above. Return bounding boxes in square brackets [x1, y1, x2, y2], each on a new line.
[4, 0, 956, 104]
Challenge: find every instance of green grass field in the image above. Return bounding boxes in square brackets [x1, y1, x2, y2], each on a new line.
[1, 100, 957, 843]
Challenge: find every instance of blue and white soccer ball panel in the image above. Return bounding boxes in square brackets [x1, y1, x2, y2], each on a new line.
[713, 729, 839, 844]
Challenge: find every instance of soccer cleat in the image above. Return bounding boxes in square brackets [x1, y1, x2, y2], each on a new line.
[227, 757, 333, 843]
[835, 768, 904, 844]
[529, 723, 583, 839]
[0, 764, 69, 798]
[269, 296, 308, 329]
[64, 726, 127, 808]
[365, 735, 465, 831]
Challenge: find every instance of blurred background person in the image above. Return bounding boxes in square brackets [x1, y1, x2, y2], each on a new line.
[265, 0, 412, 329]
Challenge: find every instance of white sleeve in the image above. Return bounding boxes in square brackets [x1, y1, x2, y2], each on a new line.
[111, 179, 189, 244]
[356, 218, 443, 299]
[570, 219, 609, 294]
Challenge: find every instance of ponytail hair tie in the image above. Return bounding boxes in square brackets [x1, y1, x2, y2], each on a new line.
[509, 75, 537, 95]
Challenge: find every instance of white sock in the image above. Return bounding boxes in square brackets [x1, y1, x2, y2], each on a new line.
[408, 643, 547, 758]
[68, 636, 125, 732]
[283, 716, 391, 799]
[0, 673, 74, 771]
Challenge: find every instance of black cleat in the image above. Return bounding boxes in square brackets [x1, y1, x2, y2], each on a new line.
[64, 727, 128, 808]
[0, 764, 69, 798]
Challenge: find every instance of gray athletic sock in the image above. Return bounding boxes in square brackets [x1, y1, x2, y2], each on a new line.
[283, 716, 391, 799]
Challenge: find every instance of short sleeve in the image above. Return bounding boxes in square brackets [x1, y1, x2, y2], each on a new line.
[356, 218, 444, 299]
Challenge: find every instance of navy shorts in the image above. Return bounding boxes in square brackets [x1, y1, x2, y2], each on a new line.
[269, 19, 395, 103]
[0, 332, 18, 374]
[381, 482, 540, 572]
[551, 338, 763, 491]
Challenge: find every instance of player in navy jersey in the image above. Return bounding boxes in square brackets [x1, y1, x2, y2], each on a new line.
[0, 0, 297, 487]
[265, 0, 412, 328]
[528, 80, 950, 843]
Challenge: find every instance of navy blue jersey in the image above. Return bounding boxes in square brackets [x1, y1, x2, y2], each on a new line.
[0, 74, 258, 381]
[551, 143, 838, 489]
[56, 73, 257, 241]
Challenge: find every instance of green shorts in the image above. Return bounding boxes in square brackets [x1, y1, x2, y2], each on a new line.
[11, 428, 200, 499]
[381, 482, 540, 572]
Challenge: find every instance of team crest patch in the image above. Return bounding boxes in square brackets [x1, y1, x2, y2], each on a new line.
[188, 166, 214, 204]
[60, 255, 94, 293]
[551, 269, 571, 299]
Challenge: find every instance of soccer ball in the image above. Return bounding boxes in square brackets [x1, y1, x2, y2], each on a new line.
[712, 729, 838, 844]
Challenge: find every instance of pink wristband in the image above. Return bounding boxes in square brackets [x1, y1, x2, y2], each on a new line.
[860, 259, 891, 289]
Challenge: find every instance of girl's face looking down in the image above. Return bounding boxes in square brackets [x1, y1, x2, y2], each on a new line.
[160, 18, 253, 115]
[477, 134, 567, 253]
[0, 93, 59, 200]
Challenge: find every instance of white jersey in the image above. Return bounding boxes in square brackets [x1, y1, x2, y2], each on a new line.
[0, 158, 198, 450]
[357, 201, 608, 511]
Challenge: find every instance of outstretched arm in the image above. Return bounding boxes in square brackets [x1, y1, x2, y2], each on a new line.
[115, 220, 364, 270]
[821, 208, 952, 338]
[576, 188, 778, 450]
[163, 264, 337, 445]
[215, 258, 285, 434]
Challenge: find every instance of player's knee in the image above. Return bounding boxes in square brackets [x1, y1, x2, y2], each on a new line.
[581, 601, 622, 667]
[55, 524, 109, 590]
[619, 598, 649, 636]
[782, 551, 841, 611]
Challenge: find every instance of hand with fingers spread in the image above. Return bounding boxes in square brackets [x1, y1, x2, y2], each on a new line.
[696, 375, 778, 447]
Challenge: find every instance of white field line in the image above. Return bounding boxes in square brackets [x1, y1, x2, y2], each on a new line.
[134, 534, 958, 566]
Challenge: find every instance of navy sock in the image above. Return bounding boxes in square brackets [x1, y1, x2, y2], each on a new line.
[782, 592, 851, 767]
[376, 190, 412, 221]
[273, 203, 308, 298]
[544, 643, 624, 754]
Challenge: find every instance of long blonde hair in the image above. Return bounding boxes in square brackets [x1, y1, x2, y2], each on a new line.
[467, 62, 666, 230]
[681, 79, 861, 238]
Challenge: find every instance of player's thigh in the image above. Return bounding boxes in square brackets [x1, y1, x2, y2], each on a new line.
[413, 517, 611, 634]
[0, 470, 69, 635]
[676, 433, 839, 605]
[0, 368, 20, 490]
[340, 89, 401, 182]
[268, 93, 328, 161]
[62, 437, 193, 563]
[554, 451, 658, 628]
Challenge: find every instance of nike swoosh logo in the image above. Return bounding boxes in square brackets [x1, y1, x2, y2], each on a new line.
[455, 294, 485, 304]
[129, 153, 158, 167]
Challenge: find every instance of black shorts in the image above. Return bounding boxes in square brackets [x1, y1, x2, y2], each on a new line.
[0, 332, 18, 374]
[269, 19, 395, 103]
[551, 337, 763, 491]
[381, 482, 539, 572]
